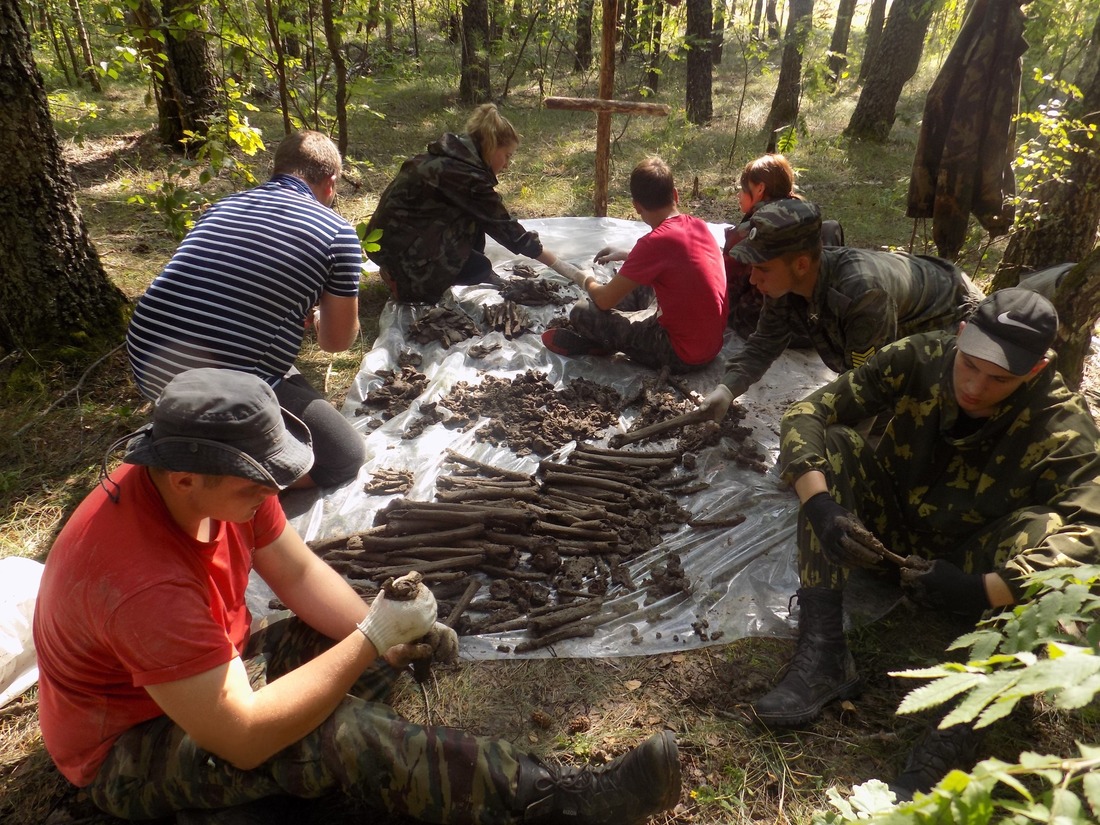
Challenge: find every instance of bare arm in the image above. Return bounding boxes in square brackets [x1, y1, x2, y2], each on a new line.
[793, 470, 829, 503]
[145, 526, 375, 768]
[314, 292, 359, 352]
[586, 272, 638, 311]
[146, 630, 376, 770]
[253, 523, 368, 640]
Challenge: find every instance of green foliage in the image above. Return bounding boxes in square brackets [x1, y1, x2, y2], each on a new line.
[1011, 72, 1098, 232]
[45, 92, 100, 142]
[356, 222, 382, 257]
[816, 566, 1100, 824]
[128, 90, 264, 239]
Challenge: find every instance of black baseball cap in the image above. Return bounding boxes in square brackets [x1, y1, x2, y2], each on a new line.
[957, 288, 1058, 375]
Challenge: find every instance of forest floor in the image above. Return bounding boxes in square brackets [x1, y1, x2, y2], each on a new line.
[3, 44, 1099, 825]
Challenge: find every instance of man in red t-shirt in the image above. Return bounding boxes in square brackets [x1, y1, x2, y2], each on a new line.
[33, 368, 680, 823]
[541, 157, 728, 374]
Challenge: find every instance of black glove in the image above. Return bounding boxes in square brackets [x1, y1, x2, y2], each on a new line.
[802, 492, 885, 569]
[901, 559, 989, 614]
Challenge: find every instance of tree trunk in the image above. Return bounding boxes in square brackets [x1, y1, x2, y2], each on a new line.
[712, 0, 725, 64]
[764, 0, 814, 148]
[644, 0, 664, 94]
[993, 9, 1100, 290]
[460, 0, 491, 102]
[1049, 250, 1100, 391]
[846, 0, 944, 142]
[575, 0, 594, 70]
[158, 0, 219, 150]
[620, 0, 636, 62]
[0, 0, 127, 356]
[826, 0, 857, 85]
[261, 0, 292, 135]
[43, 2, 72, 86]
[857, 0, 886, 82]
[66, 0, 101, 91]
[57, 2, 83, 86]
[765, 0, 779, 38]
[686, 0, 713, 124]
[321, 0, 348, 155]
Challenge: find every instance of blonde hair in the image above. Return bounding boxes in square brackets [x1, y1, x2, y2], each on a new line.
[272, 131, 342, 185]
[465, 104, 520, 167]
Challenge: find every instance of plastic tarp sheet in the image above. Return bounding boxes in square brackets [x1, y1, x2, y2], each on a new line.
[0, 557, 44, 707]
[271, 217, 844, 659]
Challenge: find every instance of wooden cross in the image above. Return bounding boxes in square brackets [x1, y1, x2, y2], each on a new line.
[543, 0, 670, 217]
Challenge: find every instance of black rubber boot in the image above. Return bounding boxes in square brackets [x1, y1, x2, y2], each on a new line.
[515, 730, 681, 823]
[175, 795, 304, 824]
[889, 721, 984, 801]
[751, 587, 861, 728]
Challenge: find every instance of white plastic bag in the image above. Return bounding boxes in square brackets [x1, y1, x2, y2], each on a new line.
[0, 557, 45, 707]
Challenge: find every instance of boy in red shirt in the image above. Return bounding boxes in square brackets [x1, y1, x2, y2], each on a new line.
[34, 368, 680, 823]
[542, 157, 728, 374]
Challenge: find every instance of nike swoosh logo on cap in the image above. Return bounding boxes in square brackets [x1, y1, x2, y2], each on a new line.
[997, 311, 1041, 332]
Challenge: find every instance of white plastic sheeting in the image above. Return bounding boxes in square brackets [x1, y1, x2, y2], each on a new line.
[0, 557, 44, 707]
[272, 217, 843, 658]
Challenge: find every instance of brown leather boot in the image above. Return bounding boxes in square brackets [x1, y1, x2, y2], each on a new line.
[514, 730, 681, 823]
[751, 587, 861, 728]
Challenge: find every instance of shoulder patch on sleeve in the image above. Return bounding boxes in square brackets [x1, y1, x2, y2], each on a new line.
[850, 347, 875, 368]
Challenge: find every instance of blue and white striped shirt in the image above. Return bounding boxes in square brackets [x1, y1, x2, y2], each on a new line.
[127, 175, 363, 399]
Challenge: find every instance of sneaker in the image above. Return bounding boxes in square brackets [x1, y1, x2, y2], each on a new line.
[541, 328, 609, 357]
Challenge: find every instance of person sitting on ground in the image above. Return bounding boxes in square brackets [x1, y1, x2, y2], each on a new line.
[699, 198, 984, 421]
[540, 156, 728, 374]
[752, 288, 1100, 797]
[32, 367, 682, 825]
[724, 154, 843, 342]
[126, 130, 366, 489]
[365, 103, 584, 303]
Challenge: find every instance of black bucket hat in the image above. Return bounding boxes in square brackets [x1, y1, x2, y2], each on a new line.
[957, 288, 1058, 376]
[122, 368, 314, 489]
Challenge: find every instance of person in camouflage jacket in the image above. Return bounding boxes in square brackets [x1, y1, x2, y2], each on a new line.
[366, 104, 582, 303]
[700, 198, 983, 421]
[751, 289, 1100, 795]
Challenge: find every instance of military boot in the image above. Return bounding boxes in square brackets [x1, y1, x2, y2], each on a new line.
[515, 730, 681, 823]
[751, 587, 861, 728]
[889, 721, 984, 802]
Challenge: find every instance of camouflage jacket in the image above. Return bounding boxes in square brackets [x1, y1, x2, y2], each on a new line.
[720, 248, 983, 398]
[366, 132, 543, 302]
[780, 331, 1100, 597]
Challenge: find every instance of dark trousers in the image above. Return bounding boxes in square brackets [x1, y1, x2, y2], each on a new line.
[88, 617, 528, 822]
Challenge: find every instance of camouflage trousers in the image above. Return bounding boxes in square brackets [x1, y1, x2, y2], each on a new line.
[800, 425, 1063, 591]
[567, 287, 709, 374]
[87, 616, 526, 823]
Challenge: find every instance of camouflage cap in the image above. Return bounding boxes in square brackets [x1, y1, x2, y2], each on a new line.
[729, 199, 822, 264]
[957, 287, 1058, 375]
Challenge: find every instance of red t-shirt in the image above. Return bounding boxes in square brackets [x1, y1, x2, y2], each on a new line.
[616, 214, 728, 365]
[33, 464, 286, 786]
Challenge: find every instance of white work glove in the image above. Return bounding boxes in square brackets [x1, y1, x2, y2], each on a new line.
[550, 258, 591, 288]
[356, 575, 438, 655]
[593, 246, 630, 265]
[417, 622, 460, 665]
[700, 384, 735, 422]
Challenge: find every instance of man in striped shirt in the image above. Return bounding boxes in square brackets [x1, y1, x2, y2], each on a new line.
[127, 131, 366, 488]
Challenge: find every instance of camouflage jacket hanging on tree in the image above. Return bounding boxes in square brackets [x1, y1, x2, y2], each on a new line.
[366, 132, 543, 302]
[719, 247, 983, 399]
[780, 331, 1100, 599]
